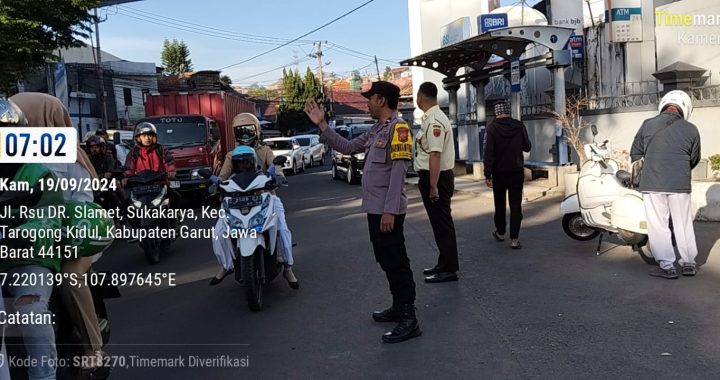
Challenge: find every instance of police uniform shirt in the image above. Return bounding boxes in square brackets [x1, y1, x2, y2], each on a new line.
[320, 113, 412, 215]
[414, 105, 455, 171]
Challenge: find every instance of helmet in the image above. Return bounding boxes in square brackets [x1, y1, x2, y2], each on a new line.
[659, 90, 693, 120]
[230, 146, 257, 173]
[232, 113, 260, 146]
[134, 122, 158, 144]
[86, 135, 106, 146]
[0, 98, 28, 126]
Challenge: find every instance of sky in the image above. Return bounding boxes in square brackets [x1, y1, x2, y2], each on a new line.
[91, 0, 537, 87]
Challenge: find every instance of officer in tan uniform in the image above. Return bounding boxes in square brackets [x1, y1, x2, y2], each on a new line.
[305, 81, 421, 344]
[414, 82, 459, 283]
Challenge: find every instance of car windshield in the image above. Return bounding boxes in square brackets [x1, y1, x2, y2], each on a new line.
[295, 138, 311, 146]
[266, 140, 293, 150]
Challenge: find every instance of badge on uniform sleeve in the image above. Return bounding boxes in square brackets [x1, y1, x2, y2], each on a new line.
[432, 125, 442, 138]
[390, 122, 412, 160]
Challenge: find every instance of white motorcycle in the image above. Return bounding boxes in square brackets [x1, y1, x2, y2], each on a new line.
[200, 166, 282, 311]
[559, 126, 656, 265]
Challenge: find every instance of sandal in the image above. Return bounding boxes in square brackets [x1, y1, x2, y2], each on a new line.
[511, 241, 522, 250]
[492, 231, 505, 242]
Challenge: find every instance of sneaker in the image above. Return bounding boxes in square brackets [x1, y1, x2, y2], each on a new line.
[649, 267, 679, 279]
[681, 264, 697, 276]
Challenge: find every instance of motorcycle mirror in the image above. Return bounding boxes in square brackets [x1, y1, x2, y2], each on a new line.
[590, 124, 598, 136]
[272, 156, 288, 166]
[198, 168, 213, 178]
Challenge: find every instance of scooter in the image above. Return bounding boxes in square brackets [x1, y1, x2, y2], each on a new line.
[0, 183, 120, 380]
[559, 125, 656, 265]
[125, 170, 178, 264]
[200, 162, 283, 312]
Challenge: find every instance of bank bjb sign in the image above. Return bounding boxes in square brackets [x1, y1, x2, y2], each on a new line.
[440, 17, 471, 47]
[479, 14, 508, 33]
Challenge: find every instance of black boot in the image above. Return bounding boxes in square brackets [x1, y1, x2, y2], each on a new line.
[382, 304, 421, 343]
[372, 304, 401, 322]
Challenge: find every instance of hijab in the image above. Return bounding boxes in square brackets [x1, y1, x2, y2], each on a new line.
[10, 92, 98, 179]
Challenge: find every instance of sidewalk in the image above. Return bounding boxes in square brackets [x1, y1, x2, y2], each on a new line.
[406, 174, 566, 202]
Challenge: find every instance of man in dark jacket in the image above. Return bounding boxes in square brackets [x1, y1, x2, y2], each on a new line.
[631, 90, 701, 279]
[484, 101, 531, 249]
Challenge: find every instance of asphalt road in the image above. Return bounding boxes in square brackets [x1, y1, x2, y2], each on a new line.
[97, 159, 720, 379]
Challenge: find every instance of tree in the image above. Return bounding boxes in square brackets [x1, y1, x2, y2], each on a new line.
[277, 68, 325, 135]
[220, 75, 232, 86]
[161, 39, 193, 76]
[551, 94, 591, 165]
[383, 66, 393, 81]
[0, 0, 100, 92]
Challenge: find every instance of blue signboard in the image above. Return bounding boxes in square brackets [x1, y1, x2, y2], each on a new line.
[568, 35, 584, 61]
[511, 58, 521, 93]
[479, 14, 508, 33]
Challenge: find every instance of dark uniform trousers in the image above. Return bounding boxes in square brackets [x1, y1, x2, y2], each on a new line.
[367, 213, 415, 305]
[492, 171, 524, 239]
[418, 169, 459, 272]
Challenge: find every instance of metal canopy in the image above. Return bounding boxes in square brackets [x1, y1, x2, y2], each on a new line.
[400, 25, 575, 76]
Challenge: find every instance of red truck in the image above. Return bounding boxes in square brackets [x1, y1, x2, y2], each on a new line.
[141, 91, 255, 195]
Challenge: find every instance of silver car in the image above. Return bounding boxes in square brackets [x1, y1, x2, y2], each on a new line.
[294, 134, 326, 167]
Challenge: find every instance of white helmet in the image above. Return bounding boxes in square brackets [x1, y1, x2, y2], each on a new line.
[659, 90, 693, 120]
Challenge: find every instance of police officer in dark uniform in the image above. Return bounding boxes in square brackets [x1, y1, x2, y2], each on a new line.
[305, 81, 421, 344]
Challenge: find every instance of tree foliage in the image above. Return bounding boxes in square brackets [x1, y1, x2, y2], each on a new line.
[220, 75, 232, 86]
[277, 68, 324, 135]
[383, 66, 393, 81]
[161, 39, 193, 76]
[0, 0, 100, 92]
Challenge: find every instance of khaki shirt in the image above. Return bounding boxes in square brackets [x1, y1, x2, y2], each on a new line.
[414, 105, 455, 171]
[218, 143, 275, 180]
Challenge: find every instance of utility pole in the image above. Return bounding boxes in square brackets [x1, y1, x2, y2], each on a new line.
[374, 55, 381, 81]
[312, 41, 325, 96]
[94, 8, 108, 130]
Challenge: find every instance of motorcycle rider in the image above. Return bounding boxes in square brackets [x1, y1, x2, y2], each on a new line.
[87, 135, 116, 179]
[0, 97, 63, 380]
[210, 113, 298, 288]
[11, 92, 115, 373]
[123, 122, 176, 182]
[631, 90, 701, 279]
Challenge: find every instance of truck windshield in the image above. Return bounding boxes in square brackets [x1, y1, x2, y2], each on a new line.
[154, 123, 207, 147]
[266, 140, 293, 150]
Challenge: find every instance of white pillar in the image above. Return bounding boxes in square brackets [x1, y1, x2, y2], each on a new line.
[553, 65, 569, 164]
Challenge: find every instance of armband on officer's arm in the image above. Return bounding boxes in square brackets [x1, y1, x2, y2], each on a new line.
[390, 122, 412, 161]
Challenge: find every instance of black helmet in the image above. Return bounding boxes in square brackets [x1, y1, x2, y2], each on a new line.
[86, 135, 106, 146]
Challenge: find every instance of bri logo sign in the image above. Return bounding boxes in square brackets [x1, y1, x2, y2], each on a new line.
[479, 14, 508, 33]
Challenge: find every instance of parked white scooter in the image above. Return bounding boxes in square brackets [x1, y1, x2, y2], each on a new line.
[559, 125, 656, 265]
[200, 165, 282, 311]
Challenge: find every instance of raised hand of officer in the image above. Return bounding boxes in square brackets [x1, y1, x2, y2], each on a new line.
[304, 99, 327, 129]
[380, 213, 395, 233]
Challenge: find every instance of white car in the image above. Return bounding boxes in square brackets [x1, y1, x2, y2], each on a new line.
[294, 134, 325, 167]
[264, 137, 306, 175]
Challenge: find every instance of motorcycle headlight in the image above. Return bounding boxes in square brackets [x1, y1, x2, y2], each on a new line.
[355, 152, 365, 160]
[223, 204, 245, 230]
[248, 196, 271, 229]
[133, 200, 142, 208]
[151, 187, 167, 207]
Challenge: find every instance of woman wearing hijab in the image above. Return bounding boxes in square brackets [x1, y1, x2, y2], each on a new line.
[10, 92, 111, 371]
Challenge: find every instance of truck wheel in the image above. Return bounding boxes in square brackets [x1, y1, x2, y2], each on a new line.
[561, 213, 599, 241]
[241, 250, 263, 311]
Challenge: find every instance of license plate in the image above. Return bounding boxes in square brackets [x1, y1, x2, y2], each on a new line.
[169, 181, 181, 189]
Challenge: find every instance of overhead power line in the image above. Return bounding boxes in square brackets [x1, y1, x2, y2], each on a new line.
[216, 0, 375, 71]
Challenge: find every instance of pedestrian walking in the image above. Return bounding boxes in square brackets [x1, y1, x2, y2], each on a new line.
[484, 100, 531, 249]
[414, 82, 460, 283]
[305, 81, 421, 344]
[631, 90, 701, 279]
